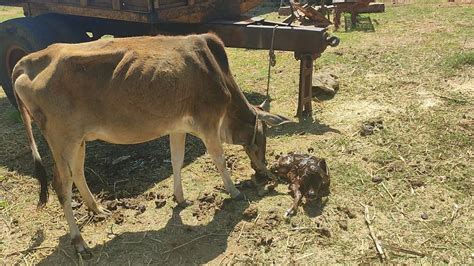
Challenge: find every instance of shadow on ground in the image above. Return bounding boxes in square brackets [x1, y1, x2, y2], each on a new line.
[345, 15, 376, 32]
[270, 117, 341, 137]
[37, 193, 273, 264]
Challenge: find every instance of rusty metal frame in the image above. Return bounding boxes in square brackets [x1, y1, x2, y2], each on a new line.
[201, 19, 338, 117]
[295, 53, 318, 117]
[203, 18, 329, 55]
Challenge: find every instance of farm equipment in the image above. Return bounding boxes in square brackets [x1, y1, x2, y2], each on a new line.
[0, 0, 339, 117]
[332, 0, 385, 30]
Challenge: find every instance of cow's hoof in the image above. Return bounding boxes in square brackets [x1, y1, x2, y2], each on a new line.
[97, 206, 112, 216]
[73, 238, 92, 260]
[77, 248, 93, 260]
[177, 200, 193, 209]
[233, 192, 246, 201]
[90, 204, 112, 216]
[257, 187, 269, 197]
[284, 208, 297, 218]
[266, 182, 278, 191]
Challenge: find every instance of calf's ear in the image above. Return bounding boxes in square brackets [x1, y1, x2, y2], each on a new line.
[256, 109, 294, 127]
[319, 159, 329, 176]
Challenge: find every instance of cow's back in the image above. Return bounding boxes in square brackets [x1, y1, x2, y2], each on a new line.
[14, 34, 232, 143]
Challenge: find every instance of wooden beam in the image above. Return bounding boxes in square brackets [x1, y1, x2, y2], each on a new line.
[112, 0, 121, 10]
[80, 0, 88, 7]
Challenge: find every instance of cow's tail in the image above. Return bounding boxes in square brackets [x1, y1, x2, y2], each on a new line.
[12, 69, 49, 209]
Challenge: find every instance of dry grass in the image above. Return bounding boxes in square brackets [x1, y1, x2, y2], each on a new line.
[1, 1, 473, 264]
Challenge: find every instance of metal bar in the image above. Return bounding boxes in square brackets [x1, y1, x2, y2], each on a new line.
[296, 54, 314, 117]
[203, 21, 329, 54]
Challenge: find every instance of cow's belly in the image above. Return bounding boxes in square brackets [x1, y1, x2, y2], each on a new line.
[83, 116, 197, 144]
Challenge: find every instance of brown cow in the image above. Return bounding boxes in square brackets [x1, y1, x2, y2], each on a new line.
[12, 33, 291, 256]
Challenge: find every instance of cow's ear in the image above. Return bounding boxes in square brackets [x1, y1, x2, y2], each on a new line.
[256, 109, 293, 127]
[258, 99, 271, 112]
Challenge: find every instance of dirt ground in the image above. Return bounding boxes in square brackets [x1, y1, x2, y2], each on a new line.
[1, 1, 473, 265]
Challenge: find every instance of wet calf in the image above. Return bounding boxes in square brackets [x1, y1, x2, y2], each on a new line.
[270, 153, 330, 216]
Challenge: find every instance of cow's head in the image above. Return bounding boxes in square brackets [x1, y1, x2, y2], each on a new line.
[244, 100, 292, 181]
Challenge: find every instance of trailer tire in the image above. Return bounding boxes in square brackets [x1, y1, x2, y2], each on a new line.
[35, 14, 91, 44]
[0, 17, 58, 107]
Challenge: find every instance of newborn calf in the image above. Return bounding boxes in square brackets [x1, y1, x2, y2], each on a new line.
[270, 153, 330, 216]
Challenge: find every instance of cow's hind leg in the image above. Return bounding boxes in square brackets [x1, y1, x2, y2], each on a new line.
[170, 133, 191, 206]
[73, 141, 110, 215]
[50, 141, 91, 257]
[203, 138, 243, 200]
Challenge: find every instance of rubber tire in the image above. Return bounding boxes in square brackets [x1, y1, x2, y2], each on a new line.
[35, 14, 91, 44]
[0, 17, 58, 107]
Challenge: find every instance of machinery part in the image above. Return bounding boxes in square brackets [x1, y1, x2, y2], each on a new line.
[327, 36, 340, 47]
[204, 19, 328, 54]
[296, 54, 317, 118]
[0, 17, 57, 107]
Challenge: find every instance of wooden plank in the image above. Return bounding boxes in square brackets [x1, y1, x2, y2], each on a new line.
[57, 0, 78, 4]
[122, 0, 149, 12]
[155, 0, 262, 23]
[0, 0, 26, 6]
[24, 0, 263, 24]
[112, 0, 120, 10]
[87, 0, 112, 8]
[28, 1, 151, 23]
[147, 0, 153, 11]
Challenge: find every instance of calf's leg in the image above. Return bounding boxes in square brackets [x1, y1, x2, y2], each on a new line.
[286, 184, 303, 217]
[170, 133, 188, 205]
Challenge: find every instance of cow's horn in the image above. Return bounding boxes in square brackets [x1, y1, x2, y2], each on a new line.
[259, 98, 270, 112]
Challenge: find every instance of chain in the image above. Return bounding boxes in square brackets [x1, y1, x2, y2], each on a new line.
[266, 25, 278, 98]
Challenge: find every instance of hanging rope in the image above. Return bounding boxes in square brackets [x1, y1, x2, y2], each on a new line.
[266, 25, 278, 99]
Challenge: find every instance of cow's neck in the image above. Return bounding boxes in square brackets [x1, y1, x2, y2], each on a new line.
[221, 86, 257, 146]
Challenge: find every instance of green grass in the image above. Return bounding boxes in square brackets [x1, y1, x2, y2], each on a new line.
[0, 199, 7, 210]
[0, 6, 23, 22]
[6, 108, 21, 123]
[443, 51, 474, 71]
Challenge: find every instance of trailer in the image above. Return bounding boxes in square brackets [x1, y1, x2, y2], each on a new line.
[0, 0, 339, 117]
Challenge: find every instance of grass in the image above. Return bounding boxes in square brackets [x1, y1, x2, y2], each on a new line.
[0, 6, 22, 22]
[443, 51, 474, 71]
[0, 200, 7, 210]
[0, 1, 473, 265]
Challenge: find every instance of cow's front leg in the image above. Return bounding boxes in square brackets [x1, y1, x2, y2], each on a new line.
[204, 139, 243, 200]
[170, 133, 191, 207]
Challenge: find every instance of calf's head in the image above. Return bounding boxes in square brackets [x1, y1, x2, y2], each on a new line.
[271, 154, 331, 199]
[305, 158, 331, 199]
